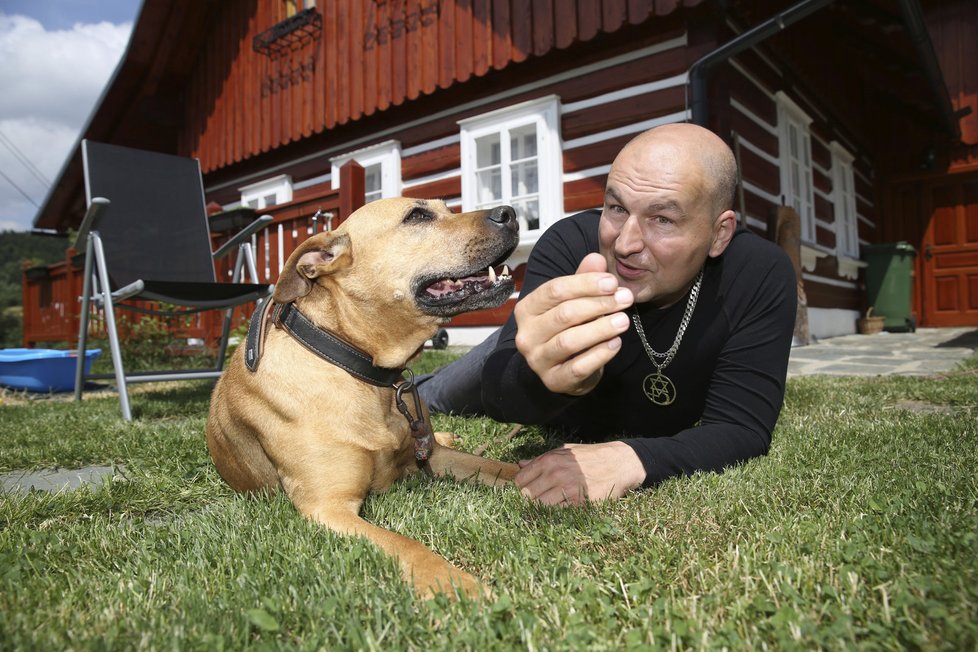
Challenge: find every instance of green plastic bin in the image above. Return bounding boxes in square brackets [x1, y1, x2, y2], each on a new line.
[863, 242, 917, 332]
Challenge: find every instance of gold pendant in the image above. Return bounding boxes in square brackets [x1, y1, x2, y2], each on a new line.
[642, 372, 676, 406]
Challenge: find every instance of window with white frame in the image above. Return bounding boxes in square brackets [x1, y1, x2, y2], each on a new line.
[830, 142, 859, 259]
[240, 174, 293, 209]
[776, 92, 816, 243]
[459, 96, 562, 238]
[331, 140, 401, 203]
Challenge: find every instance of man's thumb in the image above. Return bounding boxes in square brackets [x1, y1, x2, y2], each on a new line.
[576, 252, 608, 275]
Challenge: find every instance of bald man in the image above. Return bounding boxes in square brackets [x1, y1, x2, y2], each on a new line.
[419, 123, 796, 505]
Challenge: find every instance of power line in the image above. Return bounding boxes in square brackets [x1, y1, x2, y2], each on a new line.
[0, 167, 41, 208]
[0, 129, 51, 189]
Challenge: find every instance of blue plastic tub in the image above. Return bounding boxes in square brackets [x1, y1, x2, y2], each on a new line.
[0, 348, 102, 392]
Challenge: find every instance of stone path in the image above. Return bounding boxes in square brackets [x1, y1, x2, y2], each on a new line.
[788, 327, 978, 377]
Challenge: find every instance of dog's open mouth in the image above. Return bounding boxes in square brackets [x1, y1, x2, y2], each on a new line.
[416, 264, 514, 316]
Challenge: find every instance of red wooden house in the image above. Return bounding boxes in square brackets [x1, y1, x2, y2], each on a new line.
[26, 0, 978, 347]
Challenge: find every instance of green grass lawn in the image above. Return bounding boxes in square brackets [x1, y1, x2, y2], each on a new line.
[1, 350, 976, 650]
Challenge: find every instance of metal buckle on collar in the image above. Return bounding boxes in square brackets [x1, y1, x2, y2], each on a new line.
[394, 369, 433, 470]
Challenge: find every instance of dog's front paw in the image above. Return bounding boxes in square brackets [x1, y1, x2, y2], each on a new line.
[418, 568, 489, 602]
[434, 431, 460, 448]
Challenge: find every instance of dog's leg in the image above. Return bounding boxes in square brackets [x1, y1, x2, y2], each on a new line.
[307, 504, 488, 600]
[281, 458, 488, 601]
[207, 425, 279, 493]
[428, 444, 519, 488]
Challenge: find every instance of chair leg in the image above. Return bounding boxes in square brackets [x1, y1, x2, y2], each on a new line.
[74, 237, 96, 401]
[215, 309, 234, 369]
[242, 242, 260, 284]
[91, 233, 133, 421]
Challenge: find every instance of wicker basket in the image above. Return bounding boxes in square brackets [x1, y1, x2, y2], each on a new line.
[857, 307, 885, 334]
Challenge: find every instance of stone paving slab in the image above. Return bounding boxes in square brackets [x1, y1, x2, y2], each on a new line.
[0, 465, 121, 493]
[788, 327, 978, 377]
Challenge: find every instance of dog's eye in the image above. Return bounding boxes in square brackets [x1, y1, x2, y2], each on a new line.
[403, 208, 434, 223]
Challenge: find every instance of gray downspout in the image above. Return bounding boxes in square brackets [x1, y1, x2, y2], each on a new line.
[689, 0, 835, 128]
[689, 0, 960, 143]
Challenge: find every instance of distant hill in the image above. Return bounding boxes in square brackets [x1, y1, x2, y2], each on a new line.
[0, 231, 70, 309]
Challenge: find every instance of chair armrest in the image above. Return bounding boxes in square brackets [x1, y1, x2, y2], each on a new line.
[212, 214, 273, 260]
[74, 197, 111, 250]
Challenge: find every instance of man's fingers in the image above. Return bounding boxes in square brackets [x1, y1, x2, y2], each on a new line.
[543, 336, 622, 394]
[520, 311, 629, 394]
[515, 289, 632, 353]
[518, 271, 624, 318]
[515, 448, 587, 505]
[535, 487, 586, 506]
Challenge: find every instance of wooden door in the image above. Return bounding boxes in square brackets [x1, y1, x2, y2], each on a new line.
[920, 174, 978, 327]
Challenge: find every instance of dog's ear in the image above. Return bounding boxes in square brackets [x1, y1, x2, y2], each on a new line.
[273, 232, 351, 303]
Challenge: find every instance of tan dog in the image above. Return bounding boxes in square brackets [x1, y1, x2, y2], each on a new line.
[207, 198, 520, 600]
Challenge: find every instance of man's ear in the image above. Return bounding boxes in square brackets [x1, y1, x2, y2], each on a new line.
[708, 210, 737, 258]
[272, 232, 351, 303]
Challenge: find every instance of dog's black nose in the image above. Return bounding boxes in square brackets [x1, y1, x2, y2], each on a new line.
[488, 205, 516, 225]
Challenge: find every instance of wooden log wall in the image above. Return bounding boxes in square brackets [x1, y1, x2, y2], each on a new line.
[183, 0, 701, 172]
[721, 45, 878, 313]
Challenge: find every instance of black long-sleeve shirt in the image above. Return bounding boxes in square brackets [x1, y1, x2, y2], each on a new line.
[481, 210, 797, 487]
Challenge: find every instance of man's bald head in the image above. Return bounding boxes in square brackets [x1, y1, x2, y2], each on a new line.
[615, 123, 739, 218]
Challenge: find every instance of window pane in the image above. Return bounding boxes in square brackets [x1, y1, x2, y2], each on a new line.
[477, 168, 502, 204]
[510, 124, 537, 160]
[512, 198, 540, 231]
[365, 189, 383, 203]
[511, 160, 538, 197]
[364, 163, 383, 195]
[476, 134, 501, 168]
[263, 193, 278, 207]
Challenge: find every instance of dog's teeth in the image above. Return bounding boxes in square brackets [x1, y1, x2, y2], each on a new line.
[488, 266, 497, 283]
[502, 265, 510, 277]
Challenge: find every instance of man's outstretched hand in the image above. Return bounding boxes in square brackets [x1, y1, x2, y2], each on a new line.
[513, 253, 634, 397]
[514, 441, 646, 506]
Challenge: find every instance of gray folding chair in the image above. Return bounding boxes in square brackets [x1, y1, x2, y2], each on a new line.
[74, 140, 273, 420]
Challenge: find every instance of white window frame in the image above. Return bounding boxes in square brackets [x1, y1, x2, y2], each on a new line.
[330, 140, 402, 203]
[239, 174, 293, 209]
[829, 141, 867, 279]
[776, 92, 816, 243]
[459, 95, 563, 247]
[830, 142, 859, 259]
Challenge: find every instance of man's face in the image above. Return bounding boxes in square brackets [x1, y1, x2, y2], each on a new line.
[598, 140, 720, 308]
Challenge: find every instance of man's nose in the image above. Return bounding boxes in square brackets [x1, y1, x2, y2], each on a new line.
[615, 214, 644, 256]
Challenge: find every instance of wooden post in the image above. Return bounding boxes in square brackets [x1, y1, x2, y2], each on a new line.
[339, 160, 365, 222]
[768, 205, 810, 346]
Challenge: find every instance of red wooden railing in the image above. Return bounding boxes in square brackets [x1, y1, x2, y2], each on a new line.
[21, 162, 366, 349]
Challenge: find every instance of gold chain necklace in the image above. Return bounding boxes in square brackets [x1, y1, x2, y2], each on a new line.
[630, 269, 703, 406]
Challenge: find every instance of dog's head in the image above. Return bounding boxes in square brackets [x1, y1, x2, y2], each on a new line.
[272, 198, 518, 362]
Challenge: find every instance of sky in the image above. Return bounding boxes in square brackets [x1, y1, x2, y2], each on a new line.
[0, 0, 141, 232]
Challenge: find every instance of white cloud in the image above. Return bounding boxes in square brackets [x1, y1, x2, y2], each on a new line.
[0, 13, 131, 232]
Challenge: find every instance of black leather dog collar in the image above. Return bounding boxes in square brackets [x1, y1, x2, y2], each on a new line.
[271, 301, 405, 387]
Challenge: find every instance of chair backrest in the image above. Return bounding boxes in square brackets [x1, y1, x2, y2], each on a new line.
[81, 140, 217, 288]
